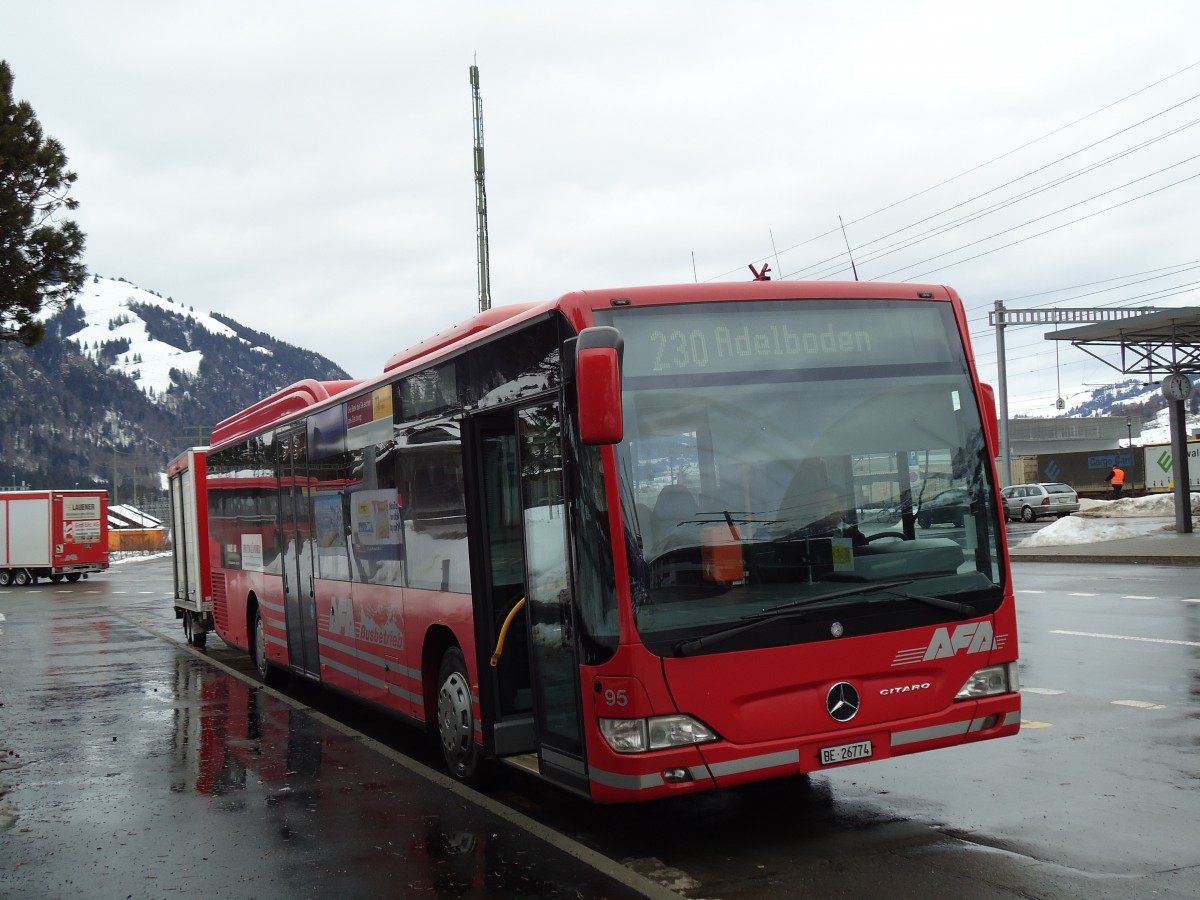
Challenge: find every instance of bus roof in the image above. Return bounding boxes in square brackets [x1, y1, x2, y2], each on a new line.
[208, 281, 960, 450]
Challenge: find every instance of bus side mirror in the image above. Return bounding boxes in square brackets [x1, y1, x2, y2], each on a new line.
[575, 326, 624, 445]
[978, 383, 999, 458]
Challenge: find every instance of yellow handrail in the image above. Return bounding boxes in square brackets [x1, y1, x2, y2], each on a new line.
[490, 597, 527, 667]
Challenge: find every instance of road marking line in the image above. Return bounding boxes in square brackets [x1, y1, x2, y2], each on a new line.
[1016, 590, 1045, 594]
[1022, 688, 1065, 695]
[1051, 629, 1200, 648]
[1184, 599, 1200, 604]
[1112, 700, 1167, 711]
[1067, 592, 1098, 597]
[1021, 719, 1053, 729]
[1121, 595, 1157, 600]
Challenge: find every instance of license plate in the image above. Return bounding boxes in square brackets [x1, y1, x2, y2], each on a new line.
[819, 740, 873, 765]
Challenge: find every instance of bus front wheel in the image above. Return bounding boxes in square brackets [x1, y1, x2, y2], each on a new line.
[436, 647, 486, 785]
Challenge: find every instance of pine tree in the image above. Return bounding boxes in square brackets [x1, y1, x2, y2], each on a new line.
[0, 60, 86, 346]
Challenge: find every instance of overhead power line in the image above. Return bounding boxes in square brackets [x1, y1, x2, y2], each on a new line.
[711, 59, 1200, 284]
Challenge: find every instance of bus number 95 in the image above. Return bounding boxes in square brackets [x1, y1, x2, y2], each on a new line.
[603, 688, 629, 708]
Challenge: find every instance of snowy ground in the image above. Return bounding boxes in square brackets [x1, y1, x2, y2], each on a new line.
[1015, 492, 1200, 548]
[109, 551, 172, 565]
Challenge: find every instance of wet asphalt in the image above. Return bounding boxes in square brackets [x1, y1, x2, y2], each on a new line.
[0, 570, 672, 900]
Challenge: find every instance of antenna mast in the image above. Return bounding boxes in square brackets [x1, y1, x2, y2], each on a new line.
[470, 64, 492, 312]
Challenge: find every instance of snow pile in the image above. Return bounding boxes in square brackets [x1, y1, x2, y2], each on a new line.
[1015, 515, 1150, 547]
[1015, 493, 1196, 548]
[1075, 495, 1179, 517]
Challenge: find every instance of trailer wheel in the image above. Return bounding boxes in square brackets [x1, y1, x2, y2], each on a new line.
[436, 647, 487, 785]
[0, 570, 11, 587]
[65, 573, 82, 583]
[14, 569, 31, 587]
[183, 612, 208, 649]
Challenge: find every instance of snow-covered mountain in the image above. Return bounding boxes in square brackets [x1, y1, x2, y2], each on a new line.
[49, 274, 341, 406]
[63, 275, 262, 398]
[2, 275, 349, 493]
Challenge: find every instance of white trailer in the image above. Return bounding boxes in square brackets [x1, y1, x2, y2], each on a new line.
[167, 448, 214, 647]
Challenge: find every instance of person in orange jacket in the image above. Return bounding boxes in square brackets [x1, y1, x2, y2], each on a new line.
[1106, 464, 1126, 499]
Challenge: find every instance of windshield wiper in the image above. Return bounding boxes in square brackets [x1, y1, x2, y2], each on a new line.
[873, 587, 975, 618]
[674, 581, 915, 657]
[673, 581, 978, 657]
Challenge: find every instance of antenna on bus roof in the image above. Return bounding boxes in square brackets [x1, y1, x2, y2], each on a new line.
[838, 215, 860, 282]
[471, 60, 492, 312]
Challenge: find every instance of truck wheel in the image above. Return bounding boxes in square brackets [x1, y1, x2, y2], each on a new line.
[0, 570, 11, 587]
[436, 647, 487, 785]
[65, 573, 82, 583]
[14, 569, 31, 587]
[49, 574, 64, 583]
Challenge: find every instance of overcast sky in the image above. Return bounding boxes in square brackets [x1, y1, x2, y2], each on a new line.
[7, 1, 1200, 414]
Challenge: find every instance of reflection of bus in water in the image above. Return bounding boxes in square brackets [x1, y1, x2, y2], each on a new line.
[171, 281, 1020, 803]
[170, 655, 566, 895]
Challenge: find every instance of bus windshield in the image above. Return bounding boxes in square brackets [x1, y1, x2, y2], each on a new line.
[599, 298, 1004, 655]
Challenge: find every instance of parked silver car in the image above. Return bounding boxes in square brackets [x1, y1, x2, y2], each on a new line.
[1000, 482, 1080, 522]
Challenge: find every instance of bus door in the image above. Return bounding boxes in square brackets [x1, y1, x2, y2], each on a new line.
[469, 400, 587, 793]
[277, 425, 321, 678]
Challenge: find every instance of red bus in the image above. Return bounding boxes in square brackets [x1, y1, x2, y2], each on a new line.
[174, 281, 1020, 803]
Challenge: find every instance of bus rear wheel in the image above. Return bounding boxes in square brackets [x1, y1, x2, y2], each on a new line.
[436, 647, 486, 785]
[252, 607, 281, 686]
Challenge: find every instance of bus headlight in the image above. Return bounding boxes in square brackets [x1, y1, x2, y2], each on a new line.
[955, 661, 1019, 700]
[599, 715, 718, 753]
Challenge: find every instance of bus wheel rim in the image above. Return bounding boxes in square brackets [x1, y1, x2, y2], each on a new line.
[255, 616, 268, 675]
[437, 671, 473, 762]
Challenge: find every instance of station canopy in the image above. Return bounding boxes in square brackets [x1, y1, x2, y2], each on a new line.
[1045, 307, 1200, 377]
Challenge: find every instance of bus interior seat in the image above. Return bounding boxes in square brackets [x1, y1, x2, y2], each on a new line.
[650, 485, 697, 554]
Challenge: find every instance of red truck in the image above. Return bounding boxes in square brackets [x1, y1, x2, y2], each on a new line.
[0, 490, 110, 586]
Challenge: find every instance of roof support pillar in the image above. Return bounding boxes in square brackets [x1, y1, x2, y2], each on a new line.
[1168, 397, 1193, 534]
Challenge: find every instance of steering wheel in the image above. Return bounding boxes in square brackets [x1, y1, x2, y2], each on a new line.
[865, 531, 907, 543]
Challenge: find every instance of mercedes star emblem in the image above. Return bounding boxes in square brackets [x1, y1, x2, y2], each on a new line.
[826, 682, 861, 722]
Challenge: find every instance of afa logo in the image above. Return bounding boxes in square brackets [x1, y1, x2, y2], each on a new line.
[923, 621, 996, 660]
